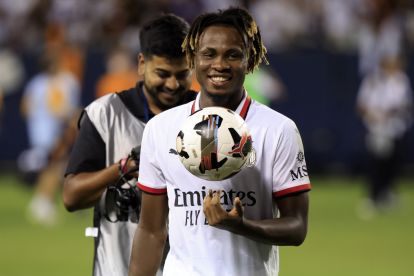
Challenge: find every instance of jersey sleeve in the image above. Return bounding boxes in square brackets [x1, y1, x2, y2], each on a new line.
[65, 111, 106, 175]
[272, 119, 311, 198]
[137, 119, 167, 194]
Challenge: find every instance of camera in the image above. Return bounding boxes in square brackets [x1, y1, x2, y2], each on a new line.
[104, 146, 141, 223]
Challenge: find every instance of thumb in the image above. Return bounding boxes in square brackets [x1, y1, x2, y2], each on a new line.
[231, 197, 243, 217]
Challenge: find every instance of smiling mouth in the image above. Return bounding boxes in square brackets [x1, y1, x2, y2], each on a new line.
[209, 75, 231, 86]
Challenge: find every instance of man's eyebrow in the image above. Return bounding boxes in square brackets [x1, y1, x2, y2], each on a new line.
[176, 69, 190, 74]
[154, 68, 169, 73]
[198, 47, 215, 52]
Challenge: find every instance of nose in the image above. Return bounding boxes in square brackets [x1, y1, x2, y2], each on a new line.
[211, 56, 230, 71]
[165, 76, 179, 91]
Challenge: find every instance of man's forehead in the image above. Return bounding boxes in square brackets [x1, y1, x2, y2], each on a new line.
[146, 55, 185, 63]
[147, 55, 188, 69]
[198, 25, 246, 49]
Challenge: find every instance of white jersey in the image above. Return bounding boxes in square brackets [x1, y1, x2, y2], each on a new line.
[138, 93, 311, 276]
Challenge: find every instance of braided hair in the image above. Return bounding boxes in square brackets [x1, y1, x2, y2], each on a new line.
[182, 7, 268, 73]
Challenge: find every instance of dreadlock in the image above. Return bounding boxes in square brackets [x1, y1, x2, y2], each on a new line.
[182, 7, 268, 73]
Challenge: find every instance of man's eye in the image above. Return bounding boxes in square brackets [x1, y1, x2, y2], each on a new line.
[228, 52, 243, 60]
[157, 72, 169, 78]
[200, 52, 214, 58]
[176, 72, 190, 80]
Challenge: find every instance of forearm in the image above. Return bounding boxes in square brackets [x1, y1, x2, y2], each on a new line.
[235, 194, 309, 246]
[234, 216, 307, 246]
[206, 192, 309, 246]
[129, 226, 167, 276]
[63, 164, 119, 211]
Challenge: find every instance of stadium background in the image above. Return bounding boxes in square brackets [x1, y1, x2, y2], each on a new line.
[0, 1, 413, 275]
[3, 50, 414, 173]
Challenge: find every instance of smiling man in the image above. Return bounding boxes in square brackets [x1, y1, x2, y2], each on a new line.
[63, 14, 195, 276]
[129, 7, 311, 276]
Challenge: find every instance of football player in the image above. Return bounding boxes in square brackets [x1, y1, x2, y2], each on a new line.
[129, 7, 311, 276]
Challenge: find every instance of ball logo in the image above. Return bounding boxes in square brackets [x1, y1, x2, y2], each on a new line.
[176, 131, 189, 159]
[228, 128, 252, 158]
[194, 114, 227, 173]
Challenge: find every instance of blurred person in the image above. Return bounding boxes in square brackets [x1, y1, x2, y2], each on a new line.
[44, 24, 85, 82]
[358, 0, 406, 76]
[27, 109, 81, 225]
[129, 7, 311, 276]
[19, 49, 80, 179]
[20, 50, 80, 223]
[356, 55, 413, 219]
[63, 14, 196, 276]
[95, 46, 139, 98]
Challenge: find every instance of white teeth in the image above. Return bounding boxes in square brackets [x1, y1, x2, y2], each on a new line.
[211, 76, 228, 82]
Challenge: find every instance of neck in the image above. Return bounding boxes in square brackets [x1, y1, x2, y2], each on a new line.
[199, 89, 245, 111]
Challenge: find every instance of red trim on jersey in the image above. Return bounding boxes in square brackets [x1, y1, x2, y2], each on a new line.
[190, 92, 251, 119]
[239, 95, 251, 120]
[273, 184, 311, 198]
[137, 182, 167, 194]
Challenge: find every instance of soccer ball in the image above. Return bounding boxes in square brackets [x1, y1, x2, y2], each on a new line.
[176, 106, 253, 181]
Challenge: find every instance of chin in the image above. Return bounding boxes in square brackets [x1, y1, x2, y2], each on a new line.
[205, 86, 235, 97]
[163, 99, 180, 108]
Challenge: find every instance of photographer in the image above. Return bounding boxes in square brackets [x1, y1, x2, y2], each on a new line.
[63, 14, 196, 276]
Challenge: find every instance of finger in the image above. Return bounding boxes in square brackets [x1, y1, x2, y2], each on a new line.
[212, 190, 221, 205]
[203, 189, 213, 212]
[204, 189, 212, 202]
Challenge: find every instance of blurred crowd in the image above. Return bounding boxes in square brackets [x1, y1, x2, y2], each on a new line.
[0, 0, 414, 169]
[0, 0, 413, 93]
[0, 0, 413, 96]
[0, 0, 413, 223]
[0, 0, 414, 54]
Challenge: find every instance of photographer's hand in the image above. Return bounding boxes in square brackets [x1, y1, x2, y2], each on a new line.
[119, 157, 139, 179]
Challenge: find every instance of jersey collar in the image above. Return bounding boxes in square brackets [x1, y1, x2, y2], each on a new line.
[191, 91, 252, 120]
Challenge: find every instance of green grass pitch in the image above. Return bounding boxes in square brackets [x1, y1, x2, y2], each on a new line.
[0, 174, 413, 276]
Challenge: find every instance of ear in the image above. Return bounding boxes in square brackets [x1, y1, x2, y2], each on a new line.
[137, 53, 145, 76]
